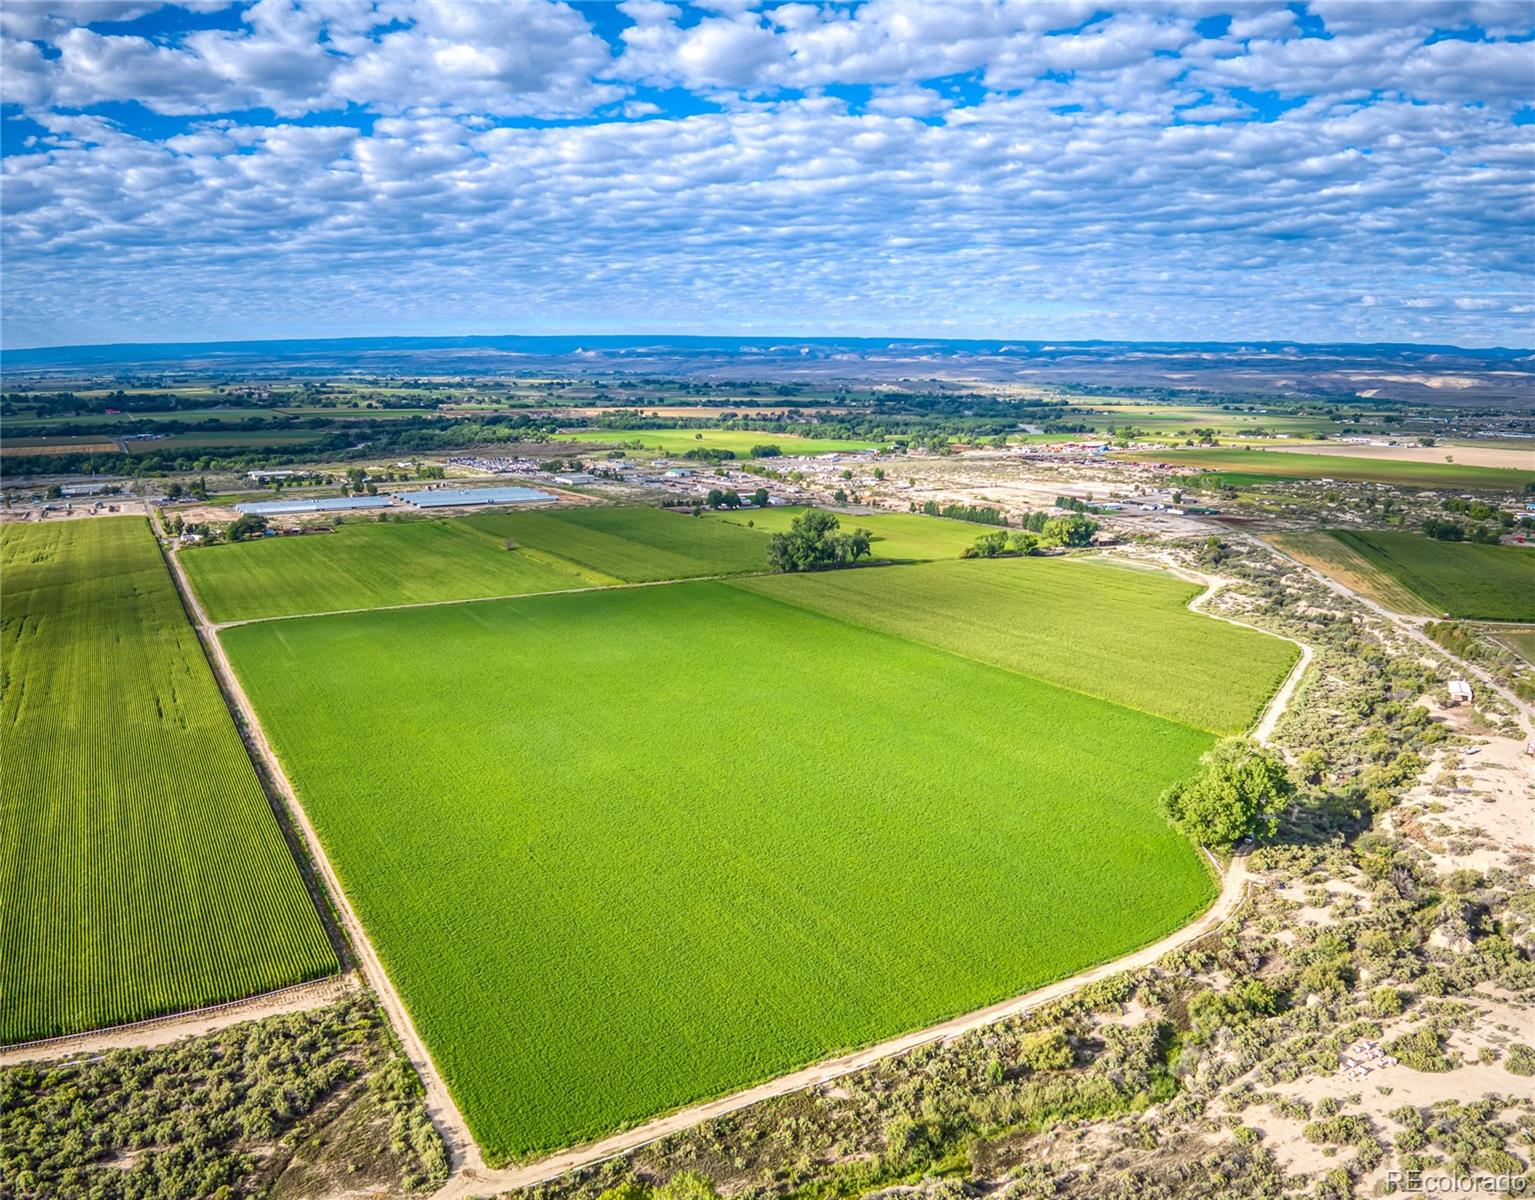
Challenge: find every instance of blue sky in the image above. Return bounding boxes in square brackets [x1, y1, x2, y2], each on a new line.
[2, 0, 1532, 349]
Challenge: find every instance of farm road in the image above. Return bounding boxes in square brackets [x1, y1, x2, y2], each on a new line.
[0, 975, 354, 1067]
[148, 511, 489, 1179]
[1259, 535, 1532, 734]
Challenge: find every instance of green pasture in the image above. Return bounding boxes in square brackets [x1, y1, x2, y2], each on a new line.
[741, 558, 1296, 735]
[710, 506, 988, 561]
[1081, 404, 1339, 436]
[1483, 625, 1535, 665]
[1329, 531, 1535, 621]
[1114, 447, 1534, 490]
[224, 578, 1220, 1160]
[124, 431, 323, 452]
[550, 427, 882, 457]
[0, 519, 335, 1043]
[463, 504, 772, 582]
[182, 519, 606, 624]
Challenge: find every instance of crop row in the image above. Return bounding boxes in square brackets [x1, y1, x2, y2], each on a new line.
[1, 518, 336, 1043]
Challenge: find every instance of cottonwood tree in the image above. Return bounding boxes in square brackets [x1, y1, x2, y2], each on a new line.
[767, 509, 872, 572]
[1162, 739, 1293, 848]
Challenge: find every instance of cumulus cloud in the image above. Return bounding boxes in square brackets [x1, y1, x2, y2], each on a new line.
[1, 0, 1532, 346]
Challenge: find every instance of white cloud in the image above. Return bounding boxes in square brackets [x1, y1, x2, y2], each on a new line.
[2, 1, 1532, 346]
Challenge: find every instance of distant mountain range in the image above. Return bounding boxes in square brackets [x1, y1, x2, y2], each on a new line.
[5, 335, 1532, 406]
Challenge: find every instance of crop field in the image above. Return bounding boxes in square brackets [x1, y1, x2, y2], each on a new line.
[183, 519, 607, 623]
[0, 519, 336, 1043]
[710, 506, 989, 560]
[1266, 532, 1435, 616]
[550, 427, 882, 457]
[1082, 404, 1341, 436]
[1, 436, 120, 456]
[464, 504, 772, 581]
[5, 408, 283, 430]
[1329, 531, 1535, 621]
[1114, 446, 1535, 490]
[741, 558, 1296, 735]
[122, 431, 323, 452]
[1483, 626, 1535, 665]
[223, 577, 1227, 1160]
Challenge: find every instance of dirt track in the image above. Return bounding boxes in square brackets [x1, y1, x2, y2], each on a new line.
[147, 510, 487, 1178]
[8, 529, 1314, 1195]
[0, 976, 355, 1067]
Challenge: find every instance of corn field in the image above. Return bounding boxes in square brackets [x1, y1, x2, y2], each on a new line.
[0, 518, 337, 1044]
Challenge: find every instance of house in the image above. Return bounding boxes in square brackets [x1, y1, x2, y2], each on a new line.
[553, 473, 596, 485]
[1448, 680, 1474, 705]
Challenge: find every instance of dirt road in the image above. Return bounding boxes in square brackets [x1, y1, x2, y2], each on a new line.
[147, 511, 486, 1178]
[442, 849, 1254, 1197]
[13, 525, 1310, 1195]
[0, 976, 356, 1067]
[1261, 536, 1532, 733]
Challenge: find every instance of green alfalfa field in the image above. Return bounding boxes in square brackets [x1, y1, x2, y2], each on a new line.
[1113, 446, 1535, 490]
[740, 556, 1298, 735]
[182, 516, 608, 623]
[708, 505, 989, 561]
[0, 519, 336, 1043]
[183, 506, 776, 623]
[222, 556, 1293, 1161]
[1327, 530, 1535, 621]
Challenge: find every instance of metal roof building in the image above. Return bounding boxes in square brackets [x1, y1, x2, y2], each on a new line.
[393, 486, 555, 509]
[235, 496, 392, 516]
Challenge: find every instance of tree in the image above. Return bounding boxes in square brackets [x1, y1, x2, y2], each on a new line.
[1009, 531, 1041, 555]
[227, 514, 269, 542]
[1041, 514, 1098, 547]
[767, 509, 871, 572]
[872, 467, 885, 480]
[1161, 739, 1293, 848]
[964, 530, 1010, 558]
[1198, 535, 1231, 566]
[706, 488, 725, 508]
[751, 487, 769, 507]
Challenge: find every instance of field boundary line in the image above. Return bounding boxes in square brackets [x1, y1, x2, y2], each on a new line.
[0, 976, 353, 1065]
[207, 569, 752, 630]
[149, 510, 488, 1178]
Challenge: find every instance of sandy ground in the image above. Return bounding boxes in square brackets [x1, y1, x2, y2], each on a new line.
[0, 975, 356, 1066]
[1388, 702, 1535, 877]
[1259, 994, 1535, 1190]
[1263, 442, 1534, 469]
[0, 499, 148, 522]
